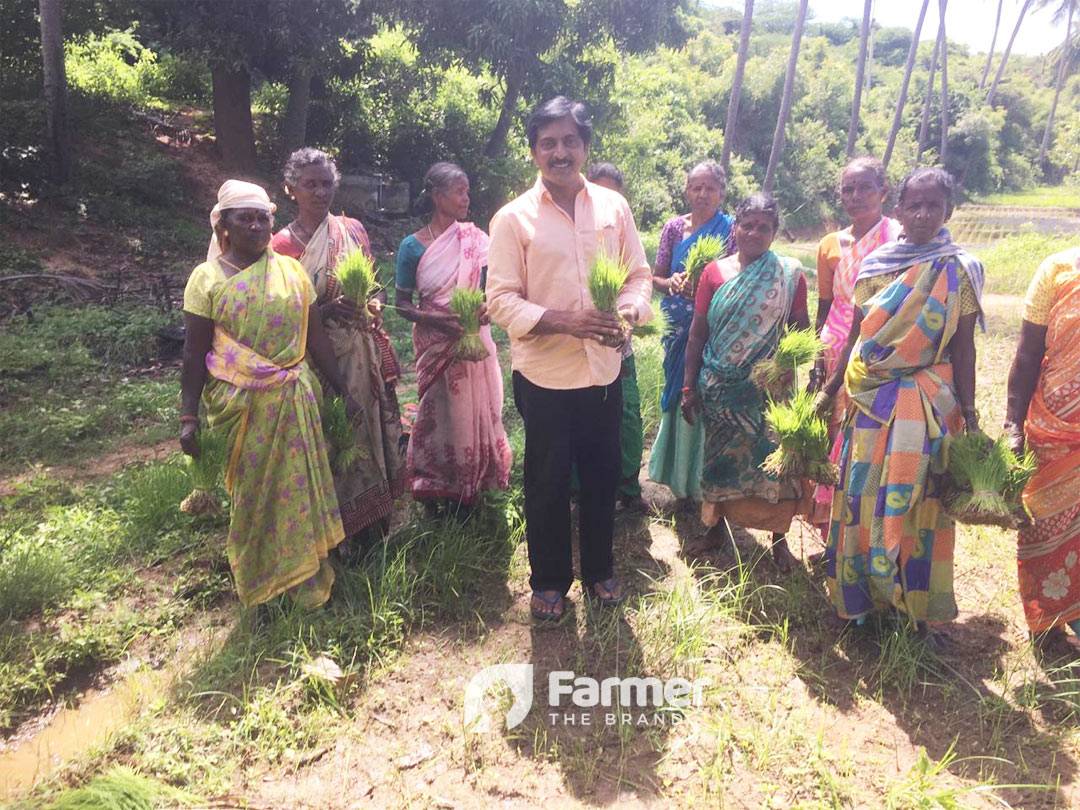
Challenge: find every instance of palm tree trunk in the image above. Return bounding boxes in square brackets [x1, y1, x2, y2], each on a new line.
[939, 0, 949, 163]
[883, 0, 931, 169]
[722, 0, 755, 170]
[917, 37, 940, 160]
[865, 5, 875, 92]
[987, 0, 1034, 106]
[39, 0, 71, 184]
[763, 0, 809, 193]
[1039, 3, 1075, 165]
[846, 0, 874, 157]
[980, 0, 1004, 89]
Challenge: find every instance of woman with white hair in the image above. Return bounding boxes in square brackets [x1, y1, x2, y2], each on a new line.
[180, 179, 359, 609]
[272, 148, 405, 549]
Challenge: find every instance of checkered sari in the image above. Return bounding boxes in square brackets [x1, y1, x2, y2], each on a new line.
[824, 252, 981, 623]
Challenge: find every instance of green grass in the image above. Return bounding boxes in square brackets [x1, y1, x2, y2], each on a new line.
[974, 185, 1080, 208]
[980, 232, 1080, 296]
[0, 305, 179, 470]
[0, 462, 230, 729]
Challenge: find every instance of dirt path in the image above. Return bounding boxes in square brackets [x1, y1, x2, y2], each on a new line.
[0, 438, 177, 498]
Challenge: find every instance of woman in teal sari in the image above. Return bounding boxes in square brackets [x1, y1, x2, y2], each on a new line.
[180, 180, 361, 609]
[648, 160, 735, 505]
[681, 193, 809, 569]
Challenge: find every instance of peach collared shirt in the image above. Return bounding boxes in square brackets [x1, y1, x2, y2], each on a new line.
[486, 175, 653, 390]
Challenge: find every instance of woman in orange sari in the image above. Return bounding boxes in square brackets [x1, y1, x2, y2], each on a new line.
[1005, 246, 1080, 652]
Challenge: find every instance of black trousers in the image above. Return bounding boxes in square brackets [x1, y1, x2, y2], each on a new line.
[512, 371, 622, 594]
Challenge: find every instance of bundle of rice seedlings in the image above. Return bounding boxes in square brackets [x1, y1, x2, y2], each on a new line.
[180, 427, 227, 515]
[683, 234, 727, 292]
[322, 395, 360, 474]
[750, 327, 824, 397]
[588, 249, 630, 314]
[761, 390, 838, 484]
[335, 249, 379, 327]
[945, 432, 1035, 527]
[448, 286, 489, 361]
[1005, 447, 1038, 503]
[631, 305, 670, 339]
[49, 766, 200, 809]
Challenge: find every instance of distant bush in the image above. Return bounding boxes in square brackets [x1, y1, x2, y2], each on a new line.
[65, 27, 210, 108]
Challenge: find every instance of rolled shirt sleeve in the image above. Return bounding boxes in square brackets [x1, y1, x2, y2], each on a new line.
[486, 210, 549, 339]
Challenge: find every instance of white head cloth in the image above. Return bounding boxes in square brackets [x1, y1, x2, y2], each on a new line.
[206, 179, 277, 261]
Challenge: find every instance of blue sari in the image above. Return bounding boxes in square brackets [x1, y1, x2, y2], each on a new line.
[660, 211, 735, 411]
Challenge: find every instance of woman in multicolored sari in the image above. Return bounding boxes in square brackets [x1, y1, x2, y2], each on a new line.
[681, 193, 809, 570]
[816, 168, 984, 641]
[395, 162, 512, 515]
[648, 161, 735, 506]
[1005, 245, 1080, 653]
[271, 148, 404, 548]
[807, 157, 901, 538]
[180, 180, 359, 609]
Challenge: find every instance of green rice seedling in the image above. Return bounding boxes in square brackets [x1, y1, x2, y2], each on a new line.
[321, 395, 360, 474]
[761, 390, 837, 484]
[335, 249, 379, 327]
[683, 234, 727, 291]
[181, 428, 228, 516]
[449, 286, 489, 361]
[1005, 447, 1038, 503]
[945, 432, 1033, 527]
[588, 249, 630, 314]
[751, 328, 824, 396]
[630, 304, 670, 338]
[48, 766, 200, 809]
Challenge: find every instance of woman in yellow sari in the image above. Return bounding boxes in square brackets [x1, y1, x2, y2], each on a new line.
[180, 180, 359, 609]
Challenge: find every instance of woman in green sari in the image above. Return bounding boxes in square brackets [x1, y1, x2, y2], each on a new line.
[681, 193, 809, 569]
[180, 180, 360, 609]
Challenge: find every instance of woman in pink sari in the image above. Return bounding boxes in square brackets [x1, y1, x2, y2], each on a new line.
[395, 162, 512, 515]
[807, 157, 901, 538]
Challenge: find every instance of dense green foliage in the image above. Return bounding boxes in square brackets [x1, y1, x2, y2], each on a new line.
[3, 1, 1080, 230]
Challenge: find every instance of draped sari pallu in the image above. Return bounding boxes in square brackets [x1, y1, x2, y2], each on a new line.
[698, 252, 802, 533]
[408, 222, 511, 503]
[203, 254, 343, 608]
[813, 218, 902, 524]
[286, 214, 405, 535]
[1019, 272, 1080, 632]
[826, 248, 981, 623]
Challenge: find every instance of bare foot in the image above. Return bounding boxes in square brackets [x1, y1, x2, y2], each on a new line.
[685, 523, 731, 557]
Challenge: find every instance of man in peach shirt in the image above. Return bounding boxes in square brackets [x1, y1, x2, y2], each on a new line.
[487, 97, 653, 621]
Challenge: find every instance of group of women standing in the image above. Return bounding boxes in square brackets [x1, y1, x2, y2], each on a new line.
[180, 150, 510, 611]
[655, 154, 1080, 653]
[180, 146, 1080, 655]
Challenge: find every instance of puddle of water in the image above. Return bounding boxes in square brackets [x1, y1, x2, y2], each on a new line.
[0, 665, 171, 797]
[0, 622, 228, 800]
